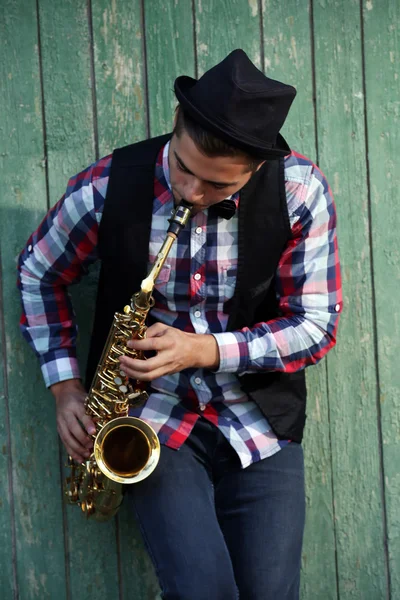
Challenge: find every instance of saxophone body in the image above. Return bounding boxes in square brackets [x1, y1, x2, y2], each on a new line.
[65, 201, 192, 521]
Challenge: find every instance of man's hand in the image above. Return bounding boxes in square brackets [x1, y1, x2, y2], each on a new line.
[51, 378, 96, 463]
[119, 323, 220, 381]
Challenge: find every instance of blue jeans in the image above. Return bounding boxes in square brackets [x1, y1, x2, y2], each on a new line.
[127, 417, 305, 600]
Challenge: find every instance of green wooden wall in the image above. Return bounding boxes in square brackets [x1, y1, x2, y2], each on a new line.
[0, 1, 398, 598]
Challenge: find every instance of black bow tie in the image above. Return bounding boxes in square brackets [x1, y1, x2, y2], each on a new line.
[209, 199, 237, 220]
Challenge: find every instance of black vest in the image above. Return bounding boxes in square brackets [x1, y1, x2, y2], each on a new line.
[86, 134, 307, 442]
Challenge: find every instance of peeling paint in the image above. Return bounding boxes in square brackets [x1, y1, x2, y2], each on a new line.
[333, 172, 340, 195]
[248, 0, 258, 18]
[198, 43, 208, 55]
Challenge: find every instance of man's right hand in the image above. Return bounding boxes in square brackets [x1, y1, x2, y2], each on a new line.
[51, 378, 96, 463]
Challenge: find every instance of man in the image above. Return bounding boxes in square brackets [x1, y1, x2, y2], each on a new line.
[18, 49, 341, 599]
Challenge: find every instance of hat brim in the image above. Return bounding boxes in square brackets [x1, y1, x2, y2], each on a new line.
[174, 75, 291, 159]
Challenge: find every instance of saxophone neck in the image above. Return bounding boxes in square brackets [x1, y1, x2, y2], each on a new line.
[131, 201, 193, 311]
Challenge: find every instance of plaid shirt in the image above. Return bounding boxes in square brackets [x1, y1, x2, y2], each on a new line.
[18, 141, 342, 468]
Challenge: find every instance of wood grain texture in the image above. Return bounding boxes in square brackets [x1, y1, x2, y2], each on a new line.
[195, 0, 262, 74]
[92, 0, 148, 155]
[262, 0, 317, 159]
[313, 0, 387, 597]
[0, 2, 68, 599]
[0, 252, 15, 599]
[37, 1, 120, 598]
[145, 0, 196, 137]
[363, 0, 400, 596]
[262, 2, 337, 596]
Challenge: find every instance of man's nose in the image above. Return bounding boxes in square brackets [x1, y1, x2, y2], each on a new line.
[185, 179, 204, 202]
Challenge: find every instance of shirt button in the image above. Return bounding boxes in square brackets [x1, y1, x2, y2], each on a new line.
[194, 310, 201, 318]
[28, 245, 33, 252]
[199, 405, 205, 411]
[194, 377, 202, 385]
[195, 226, 202, 234]
[194, 273, 201, 281]
[335, 303, 341, 312]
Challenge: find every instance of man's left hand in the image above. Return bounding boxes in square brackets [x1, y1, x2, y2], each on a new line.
[119, 323, 220, 381]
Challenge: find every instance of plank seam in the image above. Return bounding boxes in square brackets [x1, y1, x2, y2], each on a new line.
[36, 0, 50, 211]
[258, 0, 265, 73]
[0, 248, 18, 600]
[359, 2, 391, 598]
[57, 441, 72, 600]
[140, 0, 151, 138]
[309, 1, 339, 597]
[192, 0, 198, 79]
[87, 0, 99, 161]
[309, 0, 319, 164]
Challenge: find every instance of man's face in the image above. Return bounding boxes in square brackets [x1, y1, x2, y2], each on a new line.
[168, 130, 260, 214]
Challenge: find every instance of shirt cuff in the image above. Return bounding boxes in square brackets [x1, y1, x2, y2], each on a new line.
[212, 331, 250, 373]
[39, 350, 81, 388]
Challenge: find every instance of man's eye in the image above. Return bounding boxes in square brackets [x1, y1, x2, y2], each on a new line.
[213, 184, 227, 190]
[177, 161, 189, 173]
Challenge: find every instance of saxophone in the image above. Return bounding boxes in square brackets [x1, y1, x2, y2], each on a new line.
[65, 200, 193, 521]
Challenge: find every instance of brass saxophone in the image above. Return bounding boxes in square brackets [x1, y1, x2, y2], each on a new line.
[65, 200, 193, 521]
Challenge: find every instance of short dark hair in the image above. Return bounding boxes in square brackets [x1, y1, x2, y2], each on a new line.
[173, 105, 263, 172]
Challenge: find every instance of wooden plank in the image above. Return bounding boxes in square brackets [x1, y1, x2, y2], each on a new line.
[92, 0, 147, 154]
[262, 2, 338, 597]
[196, 0, 262, 74]
[37, 0, 120, 598]
[262, 0, 317, 160]
[0, 257, 15, 599]
[91, 0, 162, 596]
[363, 1, 400, 597]
[313, 0, 387, 597]
[144, 0, 195, 137]
[0, 2, 68, 598]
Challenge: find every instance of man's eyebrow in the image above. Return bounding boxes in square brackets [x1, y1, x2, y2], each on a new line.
[174, 151, 239, 187]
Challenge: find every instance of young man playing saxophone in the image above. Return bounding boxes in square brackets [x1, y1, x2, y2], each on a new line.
[18, 49, 342, 599]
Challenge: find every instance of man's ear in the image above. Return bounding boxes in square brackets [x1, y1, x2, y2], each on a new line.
[255, 160, 266, 172]
[172, 105, 180, 129]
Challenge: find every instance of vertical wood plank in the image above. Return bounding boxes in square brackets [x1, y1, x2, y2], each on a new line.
[0, 2, 68, 599]
[0, 255, 16, 599]
[363, 0, 400, 597]
[37, 0, 120, 598]
[196, 0, 262, 73]
[262, 0, 317, 159]
[313, 0, 387, 597]
[145, 0, 195, 137]
[91, 1, 162, 597]
[92, 0, 148, 154]
[262, 2, 338, 597]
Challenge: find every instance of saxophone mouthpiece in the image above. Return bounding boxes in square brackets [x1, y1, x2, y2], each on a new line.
[167, 200, 193, 236]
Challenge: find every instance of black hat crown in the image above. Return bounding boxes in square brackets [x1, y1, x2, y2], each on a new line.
[174, 49, 296, 158]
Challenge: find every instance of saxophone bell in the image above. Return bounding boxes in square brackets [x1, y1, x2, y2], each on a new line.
[94, 416, 160, 484]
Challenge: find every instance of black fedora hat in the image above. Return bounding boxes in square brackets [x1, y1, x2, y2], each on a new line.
[174, 49, 296, 158]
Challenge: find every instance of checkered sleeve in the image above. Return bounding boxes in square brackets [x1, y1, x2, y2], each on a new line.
[214, 164, 342, 374]
[17, 156, 111, 387]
